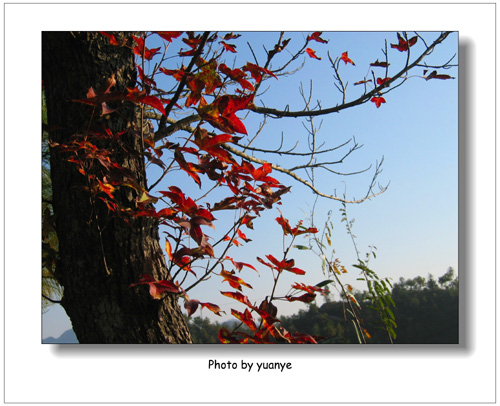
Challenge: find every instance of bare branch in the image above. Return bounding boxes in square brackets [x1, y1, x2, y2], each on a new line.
[222, 142, 387, 204]
[251, 32, 452, 118]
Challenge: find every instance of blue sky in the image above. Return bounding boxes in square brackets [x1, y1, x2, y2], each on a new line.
[42, 31, 458, 338]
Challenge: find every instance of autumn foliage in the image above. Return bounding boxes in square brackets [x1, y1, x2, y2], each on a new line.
[47, 31, 455, 343]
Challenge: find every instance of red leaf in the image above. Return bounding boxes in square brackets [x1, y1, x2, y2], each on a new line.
[200, 301, 224, 316]
[137, 66, 157, 89]
[291, 282, 327, 294]
[157, 207, 177, 219]
[305, 48, 321, 60]
[183, 34, 202, 48]
[132, 36, 160, 60]
[172, 255, 196, 275]
[371, 96, 386, 108]
[179, 48, 197, 57]
[340, 51, 355, 66]
[242, 62, 277, 83]
[307, 32, 328, 44]
[424, 70, 455, 81]
[275, 215, 318, 236]
[286, 292, 317, 303]
[198, 94, 254, 135]
[237, 229, 251, 243]
[217, 93, 254, 115]
[192, 128, 235, 163]
[125, 87, 166, 115]
[218, 64, 254, 91]
[218, 328, 241, 343]
[354, 79, 372, 86]
[234, 161, 278, 184]
[100, 31, 121, 46]
[259, 298, 278, 318]
[160, 186, 199, 216]
[370, 59, 390, 68]
[97, 179, 115, 199]
[186, 299, 224, 316]
[275, 215, 293, 235]
[159, 67, 187, 81]
[184, 299, 199, 316]
[72, 74, 122, 115]
[221, 291, 254, 308]
[174, 148, 202, 187]
[225, 256, 259, 274]
[223, 32, 241, 40]
[241, 215, 256, 230]
[142, 95, 167, 115]
[284, 331, 319, 344]
[130, 275, 180, 299]
[390, 33, 418, 52]
[263, 254, 305, 275]
[220, 270, 253, 291]
[255, 306, 280, 327]
[231, 308, 258, 331]
[376, 77, 391, 87]
[251, 162, 273, 182]
[220, 41, 237, 53]
[157, 31, 183, 42]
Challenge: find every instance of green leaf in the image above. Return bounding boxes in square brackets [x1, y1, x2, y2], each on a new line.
[293, 244, 310, 250]
[387, 317, 398, 328]
[351, 320, 362, 343]
[315, 279, 335, 288]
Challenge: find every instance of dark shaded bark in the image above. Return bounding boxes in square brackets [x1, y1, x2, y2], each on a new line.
[42, 32, 192, 343]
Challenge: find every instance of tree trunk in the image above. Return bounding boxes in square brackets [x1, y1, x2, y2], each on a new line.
[42, 32, 192, 343]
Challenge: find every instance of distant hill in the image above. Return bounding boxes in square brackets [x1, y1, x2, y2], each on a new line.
[43, 329, 78, 344]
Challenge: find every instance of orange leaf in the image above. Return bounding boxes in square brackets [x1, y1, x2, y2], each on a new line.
[97, 179, 115, 199]
[306, 48, 321, 60]
[220, 270, 253, 291]
[100, 32, 121, 46]
[340, 51, 355, 66]
[165, 239, 173, 260]
[371, 96, 386, 108]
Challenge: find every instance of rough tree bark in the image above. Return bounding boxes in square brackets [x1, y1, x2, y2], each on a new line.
[42, 32, 192, 343]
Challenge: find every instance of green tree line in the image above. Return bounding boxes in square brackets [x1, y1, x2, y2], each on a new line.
[187, 268, 458, 344]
